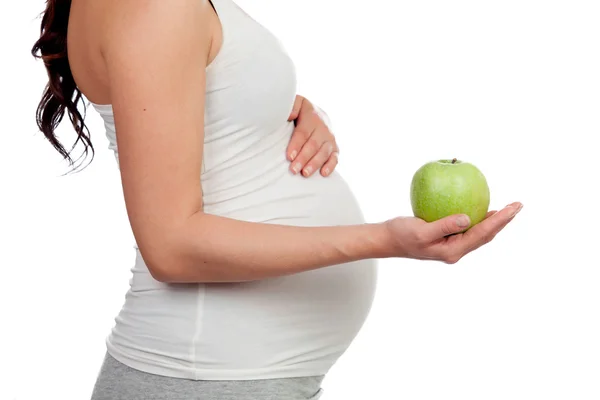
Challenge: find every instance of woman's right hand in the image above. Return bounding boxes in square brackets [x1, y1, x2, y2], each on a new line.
[384, 202, 523, 264]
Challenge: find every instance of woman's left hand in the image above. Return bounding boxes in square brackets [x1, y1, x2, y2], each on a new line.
[287, 95, 339, 177]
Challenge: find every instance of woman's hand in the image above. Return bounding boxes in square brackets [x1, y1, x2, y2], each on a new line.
[385, 202, 523, 263]
[287, 95, 339, 178]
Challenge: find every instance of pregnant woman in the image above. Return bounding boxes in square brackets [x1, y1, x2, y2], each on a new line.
[32, 0, 522, 398]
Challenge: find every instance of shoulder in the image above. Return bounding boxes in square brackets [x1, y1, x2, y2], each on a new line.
[100, 0, 215, 56]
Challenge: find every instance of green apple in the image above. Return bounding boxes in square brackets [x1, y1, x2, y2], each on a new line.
[410, 158, 490, 229]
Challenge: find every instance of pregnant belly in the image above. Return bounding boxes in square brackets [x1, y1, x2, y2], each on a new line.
[113, 128, 378, 379]
[201, 120, 366, 228]
[116, 252, 377, 378]
[204, 164, 368, 226]
[196, 258, 377, 374]
[195, 168, 378, 372]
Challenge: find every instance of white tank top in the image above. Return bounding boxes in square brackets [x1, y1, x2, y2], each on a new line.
[92, 0, 377, 380]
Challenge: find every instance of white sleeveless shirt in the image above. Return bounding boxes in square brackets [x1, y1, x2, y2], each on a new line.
[92, 0, 377, 380]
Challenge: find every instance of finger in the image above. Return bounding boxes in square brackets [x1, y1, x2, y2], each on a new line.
[485, 210, 497, 219]
[302, 142, 335, 177]
[320, 151, 339, 176]
[419, 213, 473, 243]
[288, 95, 304, 121]
[286, 126, 313, 162]
[459, 202, 523, 252]
[290, 134, 323, 174]
[287, 99, 317, 161]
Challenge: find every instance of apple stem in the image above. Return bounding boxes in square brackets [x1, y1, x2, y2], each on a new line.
[452, 158, 457, 164]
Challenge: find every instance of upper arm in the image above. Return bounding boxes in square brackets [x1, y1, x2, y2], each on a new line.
[102, 0, 213, 277]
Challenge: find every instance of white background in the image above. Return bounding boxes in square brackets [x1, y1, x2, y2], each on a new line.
[1, 0, 599, 399]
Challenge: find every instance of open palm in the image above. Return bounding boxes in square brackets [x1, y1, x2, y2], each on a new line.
[386, 203, 523, 263]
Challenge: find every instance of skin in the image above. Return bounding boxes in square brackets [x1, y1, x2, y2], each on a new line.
[67, 0, 522, 283]
[287, 95, 339, 177]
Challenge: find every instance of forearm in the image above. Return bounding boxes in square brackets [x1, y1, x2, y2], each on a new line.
[159, 212, 392, 283]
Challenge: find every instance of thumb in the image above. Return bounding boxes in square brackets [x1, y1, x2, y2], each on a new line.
[288, 95, 304, 121]
[422, 214, 471, 241]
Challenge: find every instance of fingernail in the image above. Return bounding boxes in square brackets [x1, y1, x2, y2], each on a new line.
[323, 167, 330, 175]
[509, 204, 523, 217]
[303, 166, 312, 176]
[290, 151, 298, 160]
[292, 163, 302, 174]
[456, 215, 471, 228]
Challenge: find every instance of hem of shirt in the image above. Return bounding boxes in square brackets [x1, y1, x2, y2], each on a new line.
[105, 339, 330, 381]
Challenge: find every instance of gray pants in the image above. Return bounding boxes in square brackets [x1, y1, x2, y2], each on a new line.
[90, 352, 325, 400]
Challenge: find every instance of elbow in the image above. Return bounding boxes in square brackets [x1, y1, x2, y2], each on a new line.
[143, 250, 251, 284]
[137, 244, 187, 283]
[147, 262, 176, 283]
[133, 221, 199, 283]
[142, 254, 177, 283]
[139, 245, 217, 283]
[134, 216, 217, 283]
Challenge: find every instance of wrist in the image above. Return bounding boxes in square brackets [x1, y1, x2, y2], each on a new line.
[360, 222, 396, 259]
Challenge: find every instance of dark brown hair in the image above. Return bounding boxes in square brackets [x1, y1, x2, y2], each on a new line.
[31, 0, 93, 171]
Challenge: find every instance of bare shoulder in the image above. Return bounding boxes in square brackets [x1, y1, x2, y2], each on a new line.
[101, 0, 214, 55]
[68, 0, 218, 104]
[100, 0, 215, 114]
